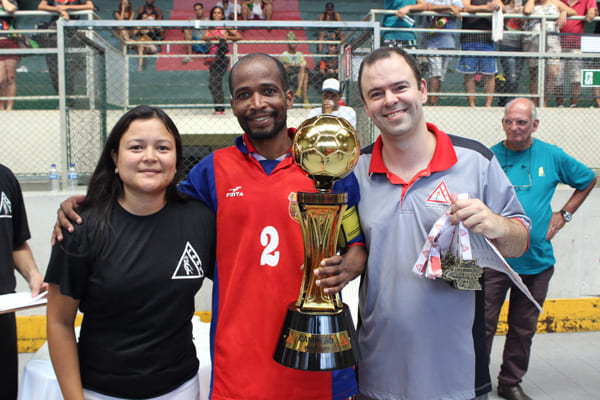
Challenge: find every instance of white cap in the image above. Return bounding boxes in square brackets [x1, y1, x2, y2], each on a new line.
[321, 78, 341, 93]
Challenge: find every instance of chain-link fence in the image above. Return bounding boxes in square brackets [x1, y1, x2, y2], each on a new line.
[1, 11, 106, 187]
[1, 11, 599, 189]
[56, 18, 377, 179]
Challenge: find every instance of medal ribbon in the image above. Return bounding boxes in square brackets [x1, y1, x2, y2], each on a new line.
[413, 194, 473, 280]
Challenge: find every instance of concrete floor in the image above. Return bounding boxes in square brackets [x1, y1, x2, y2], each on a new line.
[18, 330, 600, 399]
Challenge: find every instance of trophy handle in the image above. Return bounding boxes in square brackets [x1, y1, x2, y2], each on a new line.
[294, 192, 347, 312]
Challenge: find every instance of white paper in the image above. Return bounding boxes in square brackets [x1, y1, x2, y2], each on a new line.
[0, 291, 48, 313]
[492, 9, 504, 42]
[581, 36, 600, 53]
[470, 234, 543, 313]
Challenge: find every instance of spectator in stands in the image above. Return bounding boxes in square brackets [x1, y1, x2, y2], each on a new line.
[497, 0, 524, 106]
[217, 0, 241, 19]
[308, 78, 357, 128]
[0, 0, 19, 111]
[38, 0, 95, 21]
[203, 5, 242, 114]
[459, 0, 505, 106]
[37, 0, 96, 103]
[382, 0, 427, 49]
[113, 0, 135, 50]
[318, 2, 345, 53]
[182, 2, 208, 64]
[136, 0, 164, 40]
[241, 0, 273, 21]
[279, 31, 309, 105]
[317, 34, 339, 82]
[523, 0, 575, 107]
[556, 0, 597, 107]
[593, 9, 600, 107]
[422, 0, 464, 106]
[132, 12, 162, 71]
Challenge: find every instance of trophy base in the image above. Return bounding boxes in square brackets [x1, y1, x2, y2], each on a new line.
[274, 303, 360, 371]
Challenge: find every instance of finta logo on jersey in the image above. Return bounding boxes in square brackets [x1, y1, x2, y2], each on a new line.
[226, 186, 245, 198]
[426, 181, 452, 206]
[172, 242, 204, 279]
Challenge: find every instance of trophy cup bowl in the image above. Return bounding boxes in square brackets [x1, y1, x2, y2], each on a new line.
[274, 115, 361, 371]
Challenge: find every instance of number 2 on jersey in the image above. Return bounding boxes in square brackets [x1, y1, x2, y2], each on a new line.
[260, 226, 280, 267]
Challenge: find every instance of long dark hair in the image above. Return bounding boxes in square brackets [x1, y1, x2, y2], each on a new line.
[79, 105, 184, 240]
[209, 5, 225, 20]
[115, 0, 133, 18]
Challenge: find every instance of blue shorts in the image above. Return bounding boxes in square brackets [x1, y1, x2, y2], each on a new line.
[192, 43, 209, 54]
[191, 31, 209, 54]
[457, 41, 497, 75]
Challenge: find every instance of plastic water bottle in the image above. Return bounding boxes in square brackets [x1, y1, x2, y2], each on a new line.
[49, 163, 60, 192]
[67, 163, 78, 192]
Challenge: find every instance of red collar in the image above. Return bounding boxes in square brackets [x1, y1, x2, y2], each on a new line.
[368, 122, 458, 184]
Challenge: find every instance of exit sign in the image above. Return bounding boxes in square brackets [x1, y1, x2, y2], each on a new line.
[581, 70, 600, 87]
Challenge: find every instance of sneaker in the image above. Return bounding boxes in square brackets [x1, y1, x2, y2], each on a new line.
[569, 104, 577, 108]
[182, 55, 193, 64]
[214, 111, 225, 115]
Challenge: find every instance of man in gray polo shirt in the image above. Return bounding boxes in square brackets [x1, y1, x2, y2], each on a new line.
[354, 47, 531, 400]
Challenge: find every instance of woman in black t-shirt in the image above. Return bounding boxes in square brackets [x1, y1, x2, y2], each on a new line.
[46, 105, 216, 400]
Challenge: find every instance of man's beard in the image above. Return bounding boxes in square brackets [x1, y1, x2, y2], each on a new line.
[243, 113, 287, 142]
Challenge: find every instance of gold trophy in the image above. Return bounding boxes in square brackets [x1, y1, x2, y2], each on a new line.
[274, 115, 361, 371]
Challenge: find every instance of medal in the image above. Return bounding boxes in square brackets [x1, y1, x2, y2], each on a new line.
[441, 252, 483, 291]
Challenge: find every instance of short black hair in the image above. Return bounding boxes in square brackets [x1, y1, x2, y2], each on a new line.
[193, 2, 203, 8]
[358, 47, 422, 101]
[228, 53, 289, 96]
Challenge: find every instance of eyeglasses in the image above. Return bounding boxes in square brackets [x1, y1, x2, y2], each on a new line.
[502, 164, 532, 191]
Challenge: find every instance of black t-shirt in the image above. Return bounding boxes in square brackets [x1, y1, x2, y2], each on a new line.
[0, 164, 31, 295]
[462, 0, 494, 42]
[45, 199, 216, 398]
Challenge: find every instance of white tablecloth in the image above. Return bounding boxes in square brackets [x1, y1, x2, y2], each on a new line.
[18, 318, 212, 400]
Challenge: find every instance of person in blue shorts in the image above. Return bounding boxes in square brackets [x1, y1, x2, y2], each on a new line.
[182, 2, 209, 64]
[458, 0, 504, 106]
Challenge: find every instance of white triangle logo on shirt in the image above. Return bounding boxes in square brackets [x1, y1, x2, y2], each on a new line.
[0, 192, 12, 218]
[172, 242, 204, 279]
[427, 181, 452, 204]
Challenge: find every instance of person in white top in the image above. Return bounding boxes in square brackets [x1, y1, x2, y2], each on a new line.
[216, 0, 240, 19]
[307, 78, 357, 129]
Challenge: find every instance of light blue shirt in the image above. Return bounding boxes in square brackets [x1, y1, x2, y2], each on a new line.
[383, 0, 417, 41]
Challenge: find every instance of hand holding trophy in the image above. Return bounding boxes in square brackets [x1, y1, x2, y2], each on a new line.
[274, 114, 361, 371]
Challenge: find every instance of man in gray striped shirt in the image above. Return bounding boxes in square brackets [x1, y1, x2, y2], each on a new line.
[353, 47, 530, 400]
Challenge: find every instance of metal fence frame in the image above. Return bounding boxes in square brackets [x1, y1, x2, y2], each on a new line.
[2, 10, 600, 184]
